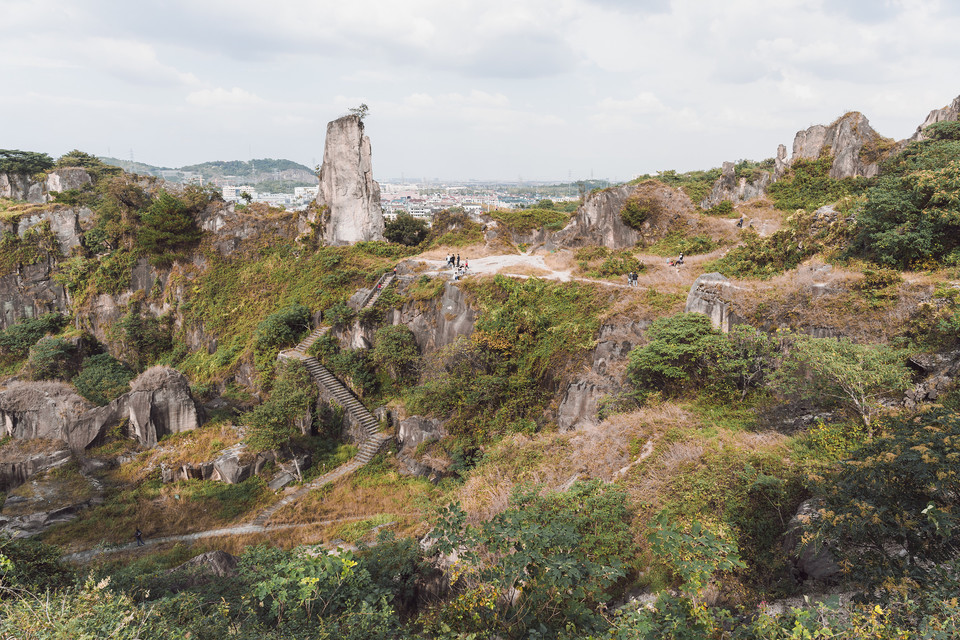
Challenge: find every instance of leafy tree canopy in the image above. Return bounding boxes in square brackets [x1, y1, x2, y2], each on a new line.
[383, 212, 428, 246]
[0, 149, 54, 175]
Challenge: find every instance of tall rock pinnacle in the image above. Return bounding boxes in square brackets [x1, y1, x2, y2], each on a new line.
[314, 114, 384, 245]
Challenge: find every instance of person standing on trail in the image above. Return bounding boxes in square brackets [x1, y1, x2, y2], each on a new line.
[737, 215, 744, 228]
[456, 254, 461, 268]
[135, 528, 144, 546]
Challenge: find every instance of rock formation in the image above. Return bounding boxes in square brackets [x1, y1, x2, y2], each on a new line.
[0, 439, 72, 492]
[0, 367, 201, 451]
[787, 111, 889, 179]
[553, 181, 692, 250]
[0, 168, 92, 204]
[125, 367, 202, 447]
[314, 114, 384, 245]
[0, 382, 95, 451]
[910, 93, 960, 141]
[700, 161, 773, 208]
[685, 273, 741, 332]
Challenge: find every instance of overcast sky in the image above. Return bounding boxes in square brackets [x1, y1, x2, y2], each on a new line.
[2, 0, 958, 182]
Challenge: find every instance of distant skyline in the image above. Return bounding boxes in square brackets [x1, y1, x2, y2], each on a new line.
[3, 0, 959, 182]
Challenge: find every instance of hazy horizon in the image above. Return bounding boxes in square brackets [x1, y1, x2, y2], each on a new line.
[4, 1, 959, 182]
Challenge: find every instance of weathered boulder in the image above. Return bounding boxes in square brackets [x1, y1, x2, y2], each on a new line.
[0, 439, 72, 492]
[774, 144, 789, 179]
[910, 93, 960, 141]
[0, 382, 96, 451]
[783, 499, 840, 582]
[314, 114, 384, 245]
[685, 273, 741, 332]
[169, 550, 238, 580]
[398, 415, 446, 451]
[701, 161, 773, 208]
[788, 112, 889, 179]
[126, 367, 202, 447]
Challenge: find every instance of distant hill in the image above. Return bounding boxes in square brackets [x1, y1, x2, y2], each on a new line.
[98, 157, 318, 189]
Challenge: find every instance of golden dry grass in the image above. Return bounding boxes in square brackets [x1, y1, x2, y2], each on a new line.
[497, 264, 552, 277]
[267, 457, 448, 540]
[0, 437, 66, 462]
[416, 242, 512, 261]
[541, 250, 576, 271]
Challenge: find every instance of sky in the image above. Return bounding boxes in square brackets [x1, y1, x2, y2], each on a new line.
[2, 0, 959, 182]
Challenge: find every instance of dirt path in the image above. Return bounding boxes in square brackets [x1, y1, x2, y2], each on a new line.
[62, 514, 390, 563]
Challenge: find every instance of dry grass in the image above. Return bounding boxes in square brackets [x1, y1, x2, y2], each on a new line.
[0, 437, 67, 462]
[458, 403, 700, 521]
[267, 457, 448, 540]
[416, 242, 511, 261]
[541, 250, 576, 271]
[726, 258, 934, 343]
[497, 264, 552, 277]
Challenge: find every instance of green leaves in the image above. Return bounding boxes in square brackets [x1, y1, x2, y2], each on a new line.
[627, 313, 726, 397]
[648, 515, 745, 597]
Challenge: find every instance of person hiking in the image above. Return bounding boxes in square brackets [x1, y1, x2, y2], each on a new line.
[456, 254, 461, 268]
[135, 528, 144, 546]
[737, 215, 744, 228]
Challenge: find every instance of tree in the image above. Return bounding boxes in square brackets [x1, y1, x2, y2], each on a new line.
[245, 359, 314, 462]
[773, 334, 910, 435]
[383, 212, 428, 246]
[348, 103, 369, 121]
[718, 324, 776, 399]
[0, 149, 53, 175]
[371, 324, 420, 385]
[812, 407, 960, 589]
[137, 191, 203, 266]
[627, 313, 726, 397]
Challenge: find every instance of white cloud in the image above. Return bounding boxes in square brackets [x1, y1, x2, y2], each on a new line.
[186, 87, 265, 108]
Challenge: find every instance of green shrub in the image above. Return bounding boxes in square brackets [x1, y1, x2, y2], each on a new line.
[0, 221, 60, 274]
[371, 324, 420, 385]
[244, 359, 314, 452]
[384, 212, 428, 246]
[767, 156, 866, 211]
[704, 200, 734, 216]
[584, 249, 644, 278]
[0, 313, 67, 363]
[648, 232, 718, 257]
[253, 303, 310, 354]
[0, 149, 54, 174]
[73, 353, 134, 405]
[704, 226, 817, 279]
[26, 336, 79, 380]
[630, 170, 722, 204]
[621, 193, 658, 229]
[490, 207, 571, 232]
[425, 208, 483, 247]
[113, 304, 173, 370]
[812, 407, 960, 589]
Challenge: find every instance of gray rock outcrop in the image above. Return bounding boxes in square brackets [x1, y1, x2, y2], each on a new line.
[0, 367, 202, 452]
[0, 382, 95, 451]
[788, 112, 888, 180]
[169, 550, 238, 581]
[125, 367, 202, 447]
[685, 273, 741, 332]
[783, 499, 840, 581]
[0, 258, 70, 330]
[398, 416, 446, 451]
[910, 93, 960, 141]
[701, 161, 773, 208]
[314, 115, 384, 245]
[552, 181, 692, 250]
[0, 440, 72, 492]
[0, 168, 92, 204]
[389, 281, 476, 355]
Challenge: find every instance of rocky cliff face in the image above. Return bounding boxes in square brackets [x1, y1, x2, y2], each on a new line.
[701, 161, 773, 208]
[553, 181, 692, 250]
[788, 112, 888, 179]
[314, 115, 384, 245]
[685, 273, 741, 332]
[0, 367, 201, 451]
[911, 93, 960, 141]
[0, 168, 92, 204]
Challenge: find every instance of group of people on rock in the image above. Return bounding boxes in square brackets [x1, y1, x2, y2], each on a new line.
[446, 253, 469, 279]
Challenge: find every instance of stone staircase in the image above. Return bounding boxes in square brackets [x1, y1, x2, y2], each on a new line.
[265, 280, 397, 525]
